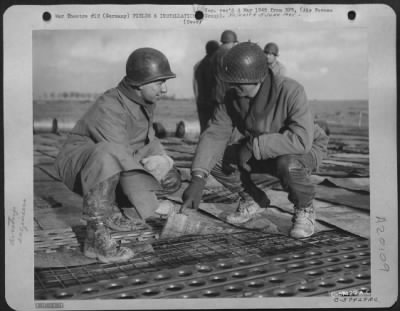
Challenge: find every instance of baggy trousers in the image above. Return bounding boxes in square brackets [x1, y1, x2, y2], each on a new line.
[118, 168, 181, 219]
[55, 141, 181, 219]
[210, 144, 319, 209]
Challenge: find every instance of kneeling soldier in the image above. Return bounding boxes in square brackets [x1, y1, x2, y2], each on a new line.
[55, 48, 181, 262]
[182, 42, 328, 238]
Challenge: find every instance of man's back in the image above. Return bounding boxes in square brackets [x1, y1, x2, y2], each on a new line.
[211, 44, 234, 104]
[193, 55, 215, 105]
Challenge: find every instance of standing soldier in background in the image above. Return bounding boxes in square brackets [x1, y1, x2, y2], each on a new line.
[210, 30, 239, 108]
[55, 48, 181, 263]
[264, 42, 287, 77]
[193, 30, 239, 133]
[182, 42, 329, 239]
[193, 40, 220, 132]
[192, 30, 240, 133]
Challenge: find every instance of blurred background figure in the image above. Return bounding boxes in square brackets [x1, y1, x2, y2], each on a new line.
[210, 30, 239, 108]
[264, 42, 287, 77]
[193, 40, 220, 132]
[193, 30, 239, 133]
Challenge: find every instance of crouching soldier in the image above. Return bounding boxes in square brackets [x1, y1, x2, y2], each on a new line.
[182, 42, 328, 238]
[55, 48, 181, 263]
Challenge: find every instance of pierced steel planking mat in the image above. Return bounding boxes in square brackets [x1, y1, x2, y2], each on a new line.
[35, 229, 369, 299]
[35, 238, 370, 299]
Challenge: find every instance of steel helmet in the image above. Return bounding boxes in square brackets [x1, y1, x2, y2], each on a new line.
[220, 42, 269, 84]
[126, 48, 176, 86]
[220, 30, 238, 44]
[264, 42, 279, 56]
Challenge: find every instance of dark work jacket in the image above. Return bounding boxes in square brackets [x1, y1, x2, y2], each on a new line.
[210, 44, 232, 104]
[191, 70, 329, 174]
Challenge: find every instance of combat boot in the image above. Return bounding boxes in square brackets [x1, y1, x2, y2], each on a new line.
[104, 204, 145, 232]
[226, 198, 263, 225]
[83, 174, 141, 232]
[83, 220, 134, 263]
[82, 174, 135, 263]
[289, 204, 316, 238]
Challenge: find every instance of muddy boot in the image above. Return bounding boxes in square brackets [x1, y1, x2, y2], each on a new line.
[289, 204, 316, 239]
[82, 174, 135, 262]
[226, 198, 264, 225]
[84, 175, 140, 232]
[82, 174, 120, 220]
[103, 204, 146, 231]
[104, 211, 144, 232]
[84, 220, 134, 263]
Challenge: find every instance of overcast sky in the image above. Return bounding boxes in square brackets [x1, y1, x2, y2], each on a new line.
[33, 28, 368, 100]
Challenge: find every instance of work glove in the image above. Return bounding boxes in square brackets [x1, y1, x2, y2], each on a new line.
[141, 154, 174, 182]
[238, 138, 253, 172]
[181, 174, 207, 211]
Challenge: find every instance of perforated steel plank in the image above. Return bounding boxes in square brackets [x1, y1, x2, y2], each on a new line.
[35, 238, 370, 299]
[35, 230, 368, 296]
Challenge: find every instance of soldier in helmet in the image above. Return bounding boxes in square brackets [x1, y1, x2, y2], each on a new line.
[182, 42, 329, 239]
[264, 42, 287, 77]
[193, 40, 220, 132]
[211, 30, 239, 106]
[193, 30, 239, 132]
[55, 48, 181, 263]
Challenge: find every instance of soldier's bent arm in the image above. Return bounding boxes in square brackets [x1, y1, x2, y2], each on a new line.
[253, 85, 314, 159]
[75, 95, 130, 145]
[191, 101, 234, 175]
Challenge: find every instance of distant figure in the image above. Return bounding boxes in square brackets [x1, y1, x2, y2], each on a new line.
[193, 40, 220, 132]
[211, 30, 239, 106]
[193, 30, 239, 133]
[264, 42, 287, 77]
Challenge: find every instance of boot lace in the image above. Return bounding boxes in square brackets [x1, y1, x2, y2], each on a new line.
[238, 199, 260, 216]
[293, 207, 314, 224]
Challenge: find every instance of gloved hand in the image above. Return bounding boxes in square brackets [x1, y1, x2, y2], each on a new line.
[238, 139, 253, 172]
[181, 175, 206, 211]
[141, 154, 174, 182]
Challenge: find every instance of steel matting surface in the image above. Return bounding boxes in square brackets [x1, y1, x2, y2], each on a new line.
[35, 231, 308, 290]
[35, 240, 370, 299]
[35, 230, 369, 298]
